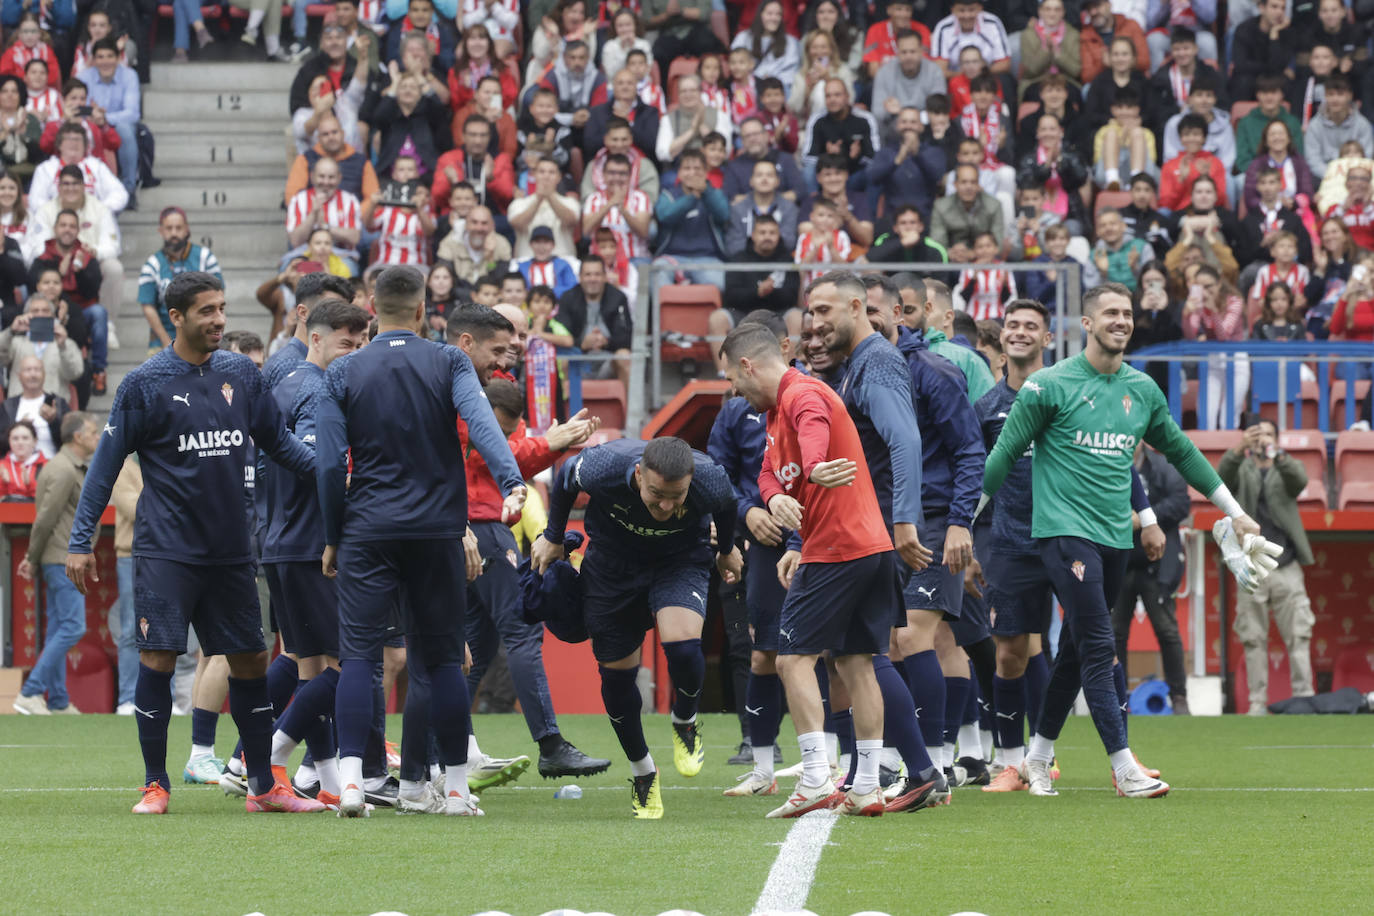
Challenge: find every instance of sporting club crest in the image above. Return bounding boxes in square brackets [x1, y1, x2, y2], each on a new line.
[221, 383, 234, 406]
[1070, 560, 1085, 582]
[1122, 394, 1132, 415]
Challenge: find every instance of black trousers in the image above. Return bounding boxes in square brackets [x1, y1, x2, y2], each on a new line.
[1110, 567, 1188, 700]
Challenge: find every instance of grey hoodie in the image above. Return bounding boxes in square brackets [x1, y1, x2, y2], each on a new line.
[1305, 105, 1374, 180]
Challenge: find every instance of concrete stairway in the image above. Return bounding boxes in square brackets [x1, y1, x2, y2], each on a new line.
[95, 61, 296, 410]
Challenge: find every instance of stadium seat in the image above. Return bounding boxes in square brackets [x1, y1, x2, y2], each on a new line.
[1330, 379, 1371, 429]
[1016, 100, 1039, 127]
[1335, 429, 1374, 482]
[1186, 429, 1243, 467]
[1337, 480, 1374, 510]
[1331, 644, 1374, 692]
[1250, 361, 1307, 428]
[1295, 478, 1328, 510]
[1233, 650, 1294, 714]
[665, 57, 699, 106]
[579, 379, 627, 431]
[65, 634, 116, 714]
[658, 284, 722, 364]
[1277, 430, 1327, 489]
[1094, 190, 1131, 216]
[1230, 101, 1258, 124]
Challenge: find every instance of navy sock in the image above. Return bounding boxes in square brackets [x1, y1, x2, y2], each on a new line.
[232, 654, 299, 762]
[874, 654, 935, 778]
[662, 638, 705, 721]
[426, 664, 471, 768]
[599, 665, 648, 762]
[992, 674, 1025, 751]
[832, 707, 855, 787]
[276, 668, 338, 743]
[815, 658, 830, 710]
[363, 663, 386, 779]
[190, 707, 218, 750]
[400, 657, 431, 782]
[1025, 651, 1050, 737]
[744, 672, 782, 749]
[228, 675, 275, 796]
[135, 664, 173, 789]
[1113, 660, 1130, 744]
[890, 657, 909, 681]
[905, 649, 945, 754]
[943, 676, 971, 749]
[334, 658, 374, 763]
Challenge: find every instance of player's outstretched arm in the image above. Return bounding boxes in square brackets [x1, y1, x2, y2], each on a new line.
[540, 452, 585, 546]
[1141, 388, 1259, 534]
[251, 379, 316, 477]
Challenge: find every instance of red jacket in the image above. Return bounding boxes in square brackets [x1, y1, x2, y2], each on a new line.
[40, 118, 120, 160]
[1079, 15, 1149, 85]
[0, 452, 44, 500]
[431, 148, 515, 215]
[447, 62, 519, 115]
[1330, 297, 1374, 342]
[458, 414, 558, 522]
[1159, 151, 1228, 212]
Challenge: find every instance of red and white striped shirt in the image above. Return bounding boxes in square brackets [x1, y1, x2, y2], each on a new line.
[795, 229, 852, 284]
[358, 0, 385, 28]
[1249, 262, 1310, 301]
[370, 204, 428, 265]
[1, 43, 59, 86]
[582, 188, 651, 260]
[959, 266, 1017, 320]
[1328, 199, 1374, 251]
[286, 187, 363, 239]
[25, 87, 62, 122]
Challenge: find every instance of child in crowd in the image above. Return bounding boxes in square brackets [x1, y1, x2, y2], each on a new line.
[1009, 182, 1058, 260]
[515, 225, 578, 297]
[594, 226, 639, 311]
[0, 15, 60, 87]
[1093, 87, 1156, 190]
[625, 49, 665, 114]
[367, 155, 435, 266]
[921, 92, 962, 167]
[795, 198, 851, 284]
[1120, 172, 1171, 259]
[1251, 282, 1308, 342]
[701, 131, 728, 188]
[961, 73, 1012, 168]
[755, 77, 797, 153]
[697, 54, 730, 126]
[23, 61, 60, 122]
[727, 46, 759, 130]
[501, 271, 528, 307]
[947, 46, 1000, 114]
[523, 283, 571, 433]
[1023, 223, 1094, 305]
[515, 88, 572, 191]
[958, 231, 1017, 320]
[1249, 230, 1310, 314]
[1159, 114, 1227, 211]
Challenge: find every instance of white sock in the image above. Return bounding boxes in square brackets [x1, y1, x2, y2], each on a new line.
[429, 764, 443, 782]
[629, 753, 656, 777]
[364, 774, 388, 791]
[246, 9, 265, 30]
[824, 732, 839, 765]
[339, 755, 364, 792]
[190, 743, 215, 759]
[852, 739, 883, 794]
[670, 711, 696, 725]
[1105, 167, 1120, 186]
[752, 743, 774, 780]
[1027, 734, 1055, 764]
[265, 33, 280, 54]
[314, 757, 340, 796]
[294, 762, 317, 786]
[999, 745, 1025, 769]
[981, 729, 994, 762]
[879, 746, 901, 771]
[269, 730, 298, 768]
[446, 762, 470, 799]
[957, 724, 983, 761]
[942, 741, 957, 770]
[837, 752, 852, 776]
[468, 733, 483, 763]
[797, 731, 829, 788]
[1109, 748, 1141, 782]
[399, 778, 427, 800]
[226, 755, 244, 776]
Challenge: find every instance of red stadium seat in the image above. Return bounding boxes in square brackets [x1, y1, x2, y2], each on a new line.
[658, 284, 722, 364]
[1295, 479, 1328, 510]
[1337, 480, 1374, 510]
[665, 57, 699, 106]
[1016, 100, 1039, 128]
[1233, 651, 1294, 714]
[580, 379, 627, 431]
[1335, 429, 1374, 483]
[65, 634, 116, 714]
[1330, 379, 1371, 429]
[1186, 430, 1243, 507]
[1094, 190, 1131, 216]
[1277, 430, 1327, 489]
[1230, 101, 1258, 124]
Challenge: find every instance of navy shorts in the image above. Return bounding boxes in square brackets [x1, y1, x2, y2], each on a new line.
[745, 540, 787, 652]
[779, 551, 899, 657]
[902, 515, 964, 618]
[581, 544, 712, 663]
[336, 538, 467, 666]
[948, 531, 993, 646]
[265, 561, 339, 658]
[134, 557, 265, 657]
[986, 550, 1056, 637]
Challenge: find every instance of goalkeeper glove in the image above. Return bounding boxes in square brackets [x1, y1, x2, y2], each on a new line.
[1212, 518, 1283, 593]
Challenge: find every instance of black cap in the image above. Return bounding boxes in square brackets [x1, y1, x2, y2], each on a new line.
[530, 225, 555, 241]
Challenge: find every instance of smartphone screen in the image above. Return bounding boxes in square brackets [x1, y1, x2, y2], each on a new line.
[28, 316, 54, 342]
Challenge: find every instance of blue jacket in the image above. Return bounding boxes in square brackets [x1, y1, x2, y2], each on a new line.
[515, 256, 579, 299]
[837, 332, 923, 529]
[895, 327, 985, 529]
[2, 0, 73, 29]
[707, 396, 768, 537]
[653, 182, 729, 258]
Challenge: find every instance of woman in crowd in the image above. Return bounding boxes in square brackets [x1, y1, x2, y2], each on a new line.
[1305, 217, 1360, 339]
[799, 0, 861, 75]
[450, 24, 517, 113]
[1084, 37, 1153, 131]
[0, 172, 26, 240]
[1014, 73, 1087, 160]
[371, 72, 451, 176]
[1243, 119, 1315, 212]
[1018, 0, 1080, 100]
[0, 75, 40, 188]
[424, 260, 465, 340]
[1252, 281, 1309, 342]
[0, 419, 44, 501]
[1183, 263, 1249, 429]
[789, 30, 852, 119]
[733, 0, 800, 88]
[600, 8, 651, 82]
[1168, 176, 1242, 260]
[1131, 260, 1184, 392]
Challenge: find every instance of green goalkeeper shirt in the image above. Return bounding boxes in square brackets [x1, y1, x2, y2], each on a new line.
[982, 353, 1222, 550]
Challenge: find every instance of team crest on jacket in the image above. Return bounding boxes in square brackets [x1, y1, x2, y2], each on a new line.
[139, 617, 149, 637]
[1071, 560, 1085, 582]
[221, 383, 234, 406]
[507, 549, 519, 567]
[1122, 394, 1132, 415]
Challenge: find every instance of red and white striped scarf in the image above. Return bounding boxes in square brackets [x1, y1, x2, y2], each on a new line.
[1168, 64, 1191, 108]
[960, 102, 1002, 168]
[588, 146, 643, 193]
[730, 81, 757, 126]
[1032, 18, 1066, 63]
[527, 259, 557, 289]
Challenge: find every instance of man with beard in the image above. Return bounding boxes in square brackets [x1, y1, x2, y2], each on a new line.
[137, 208, 222, 356]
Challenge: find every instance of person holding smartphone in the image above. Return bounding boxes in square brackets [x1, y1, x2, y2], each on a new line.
[0, 296, 84, 400]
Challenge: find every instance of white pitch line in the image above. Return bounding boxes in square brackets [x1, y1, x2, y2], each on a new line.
[752, 812, 837, 915]
[1242, 745, 1374, 750]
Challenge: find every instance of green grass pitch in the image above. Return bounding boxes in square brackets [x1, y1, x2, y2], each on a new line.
[2, 712, 1372, 916]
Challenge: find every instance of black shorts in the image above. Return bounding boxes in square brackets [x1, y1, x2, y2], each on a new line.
[903, 514, 964, 618]
[581, 544, 712, 663]
[745, 540, 787, 652]
[986, 550, 1056, 637]
[949, 532, 992, 646]
[265, 561, 339, 658]
[133, 557, 265, 657]
[336, 538, 466, 665]
[779, 551, 899, 657]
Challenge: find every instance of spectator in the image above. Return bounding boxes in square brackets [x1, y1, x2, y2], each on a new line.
[108, 452, 140, 714]
[438, 203, 510, 282]
[332, 0, 382, 74]
[1167, 175, 1241, 264]
[583, 67, 660, 162]
[0, 74, 41, 187]
[1079, 0, 1149, 85]
[1161, 75, 1236, 178]
[508, 157, 579, 258]
[515, 87, 573, 185]
[1240, 170, 1313, 269]
[76, 38, 139, 199]
[384, 0, 457, 71]
[1305, 217, 1357, 339]
[866, 107, 944, 223]
[1330, 255, 1374, 344]
[24, 163, 122, 333]
[930, 0, 1012, 77]
[169, 0, 216, 59]
[1231, 0, 1297, 103]
[581, 116, 659, 201]
[1288, 41, 1340, 136]
[931, 162, 1003, 261]
[957, 231, 1017, 319]
[289, 25, 364, 154]
[1013, 71, 1083, 160]
[722, 115, 806, 201]
[732, 0, 800, 87]
[1083, 37, 1153, 138]
[138, 207, 221, 351]
[285, 113, 379, 203]
[10, 411, 98, 716]
[1243, 120, 1314, 216]
[1110, 442, 1191, 714]
[1305, 76, 1372, 182]
[725, 156, 798, 258]
[1324, 164, 1374, 251]
[800, 153, 875, 248]
[73, 8, 135, 75]
[1121, 171, 1171, 258]
[600, 7, 651, 81]
[1144, 0, 1218, 69]
[656, 75, 726, 169]
[1093, 88, 1155, 191]
[525, 0, 597, 87]
[1093, 207, 1152, 291]
[1314, 140, 1374, 215]
[800, 78, 878, 180]
[0, 355, 66, 458]
[448, 24, 516, 114]
[958, 73, 1014, 174]
[499, 269, 528, 307]
[452, 73, 516, 158]
[1130, 260, 1183, 390]
[25, 205, 106, 391]
[0, 417, 44, 498]
[755, 76, 798, 155]
[1219, 416, 1316, 713]
[512, 225, 576, 297]
[1183, 264, 1249, 429]
[22, 60, 61, 124]
[371, 71, 450, 175]
[1007, 181, 1057, 260]
[525, 41, 605, 149]
[580, 152, 650, 262]
[423, 260, 463, 339]
[653, 148, 728, 287]
[1252, 282, 1307, 341]
[432, 113, 514, 215]
[1024, 222, 1096, 304]
[719, 214, 800, 330]
[1147, 27, 1226, 128]
[590, 224, 639, 314]
[871, 30, 946, 135]
[1159, 114, 1228, 211]
[789, 31, 854, 121]
[42, 79, 123, 170]
[642, 0, 721, 80]
[0, 15, 61, 88]
[1018, 0, 1080, 99]
[858, 0, 925, 79]
[556, 256, 631, 385]
[1016, 112, 1088, 234]
[28, 121, 127, 214]
[31, 265, 90, 403]
[1232, 78, 1302, 183]
[794, 197, 852, 284]
[285, 156, 362, 268]
[363, 155, 435, 265]
[0, 295, 83, 398]
[868, 204, 949, 265]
